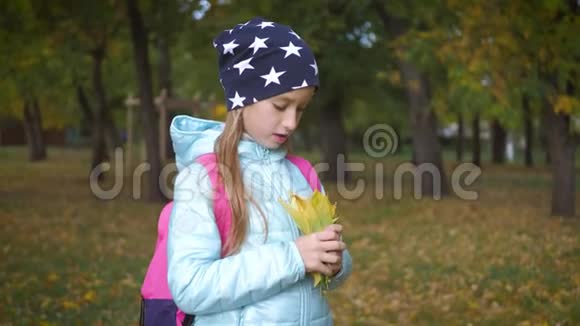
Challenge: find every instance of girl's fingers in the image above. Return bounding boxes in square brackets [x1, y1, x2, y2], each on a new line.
[325, 224, 343, 234]
[315, 261, 332, 276]
[316, 230, 338, 241]
[320, 252, 341, 264]
[317, 226, 343, 241]
[320, 240, 346, 252]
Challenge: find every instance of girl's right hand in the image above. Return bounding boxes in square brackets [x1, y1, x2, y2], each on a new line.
[294, 227, 346, 276]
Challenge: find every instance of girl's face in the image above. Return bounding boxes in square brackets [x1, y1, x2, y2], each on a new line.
[241, 87, 315, 149]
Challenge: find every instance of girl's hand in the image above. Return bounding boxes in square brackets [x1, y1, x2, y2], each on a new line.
[324, 224, 343, 241]
[327, 251, 343, 277]
[295, 228, 346, 276]
[324, 224, 344, 276]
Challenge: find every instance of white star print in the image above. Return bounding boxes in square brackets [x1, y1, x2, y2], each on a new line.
[253, 98, 258, 103]
[222, 40, 239, 55]
[225, 29, 233, 34]
[291, 80, 309, 90]
[233, 57, 254, 75]
[249, 36, 269, 55]
[212, 41, 217, 48]
[257, 21, 275, 29]
[260, 67, 286, 87]
[238, 21, 250, 29]
[280, 41, 303, 58]
[310, 61, 318, 75]
[289, 31, 301, 39]
[229, 91, 246, 109]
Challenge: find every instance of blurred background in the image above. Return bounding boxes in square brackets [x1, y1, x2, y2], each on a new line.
[1, 0, 579, 324]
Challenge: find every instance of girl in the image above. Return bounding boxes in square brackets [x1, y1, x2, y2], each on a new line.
[167, 17, 352, 325]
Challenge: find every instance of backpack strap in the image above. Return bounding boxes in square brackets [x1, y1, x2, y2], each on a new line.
[285, 154, 322, 192]
[196, 153, 232, 258]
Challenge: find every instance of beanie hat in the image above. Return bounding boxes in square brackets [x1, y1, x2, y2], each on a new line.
[213, 17, 319, 111]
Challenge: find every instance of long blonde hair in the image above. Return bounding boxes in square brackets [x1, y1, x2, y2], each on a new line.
[214, 110, 268, 256]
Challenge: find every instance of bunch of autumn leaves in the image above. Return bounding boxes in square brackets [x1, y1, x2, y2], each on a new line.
[279, 190, 339, 289]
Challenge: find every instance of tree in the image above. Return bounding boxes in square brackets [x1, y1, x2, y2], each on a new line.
[32, 1, 125, 172]
[522, 94, 534, 167]
[472, 113, 481, 167]
[125, 0, 164, 202]
[456, 112, 465, 161]
[439, 0, 580, 216]
[373, 0, 450, 196]
[491, 119, 506, 164]
[22, 97, 46, 161]
[0, 0, 67, 162]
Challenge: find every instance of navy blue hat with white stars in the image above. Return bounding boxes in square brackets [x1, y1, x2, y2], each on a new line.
[213, 17, 319, 111]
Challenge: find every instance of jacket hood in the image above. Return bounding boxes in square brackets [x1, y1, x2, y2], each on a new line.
[170, 115, 288, 171]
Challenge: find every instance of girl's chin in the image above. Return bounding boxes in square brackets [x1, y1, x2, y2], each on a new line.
[254, 138, 282, 150]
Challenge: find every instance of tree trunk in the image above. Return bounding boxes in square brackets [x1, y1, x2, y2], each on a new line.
[76, 83, 93, 138]
[456, 112, 464, 161]
[157, 36, 174, 160]
[491, 119, 506, 164]
[472, 113, 481, 167]
[523, 94, 534, 167]
[546, 106, 576, 217]
[31, 98, 46, 159]
[400, 62, 449, 196]
[22, 97, 47, 161]
[373, 0, 449, 197]
[126, 0, 164, 202]
[105, 113, 121, 150]
[90, 47, 109, 173]
[545, 76, 577, 217]
[320, 95, 349, 183]
[540, 105, 552, 165]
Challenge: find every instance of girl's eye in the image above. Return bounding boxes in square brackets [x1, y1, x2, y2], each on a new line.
[273, 104, 285, 111]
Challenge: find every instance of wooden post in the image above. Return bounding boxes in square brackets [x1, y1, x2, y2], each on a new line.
[125, 94, 139, 174]
[157, 89, 168, 164]
[127, 104, 133, 174]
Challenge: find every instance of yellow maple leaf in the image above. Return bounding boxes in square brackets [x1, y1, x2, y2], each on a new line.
[279, 190, 339, 289]
[83, 290, 97, 303]
[62, 300, 80, 310]
[46, 273, 59, 283]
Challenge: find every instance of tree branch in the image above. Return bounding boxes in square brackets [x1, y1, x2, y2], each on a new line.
[371, 0, 407, 37]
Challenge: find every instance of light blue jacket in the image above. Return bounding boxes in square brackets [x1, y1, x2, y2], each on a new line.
[167, 115, 352, 325]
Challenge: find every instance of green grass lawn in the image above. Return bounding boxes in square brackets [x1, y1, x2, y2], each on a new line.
[1, 146, 579, 325]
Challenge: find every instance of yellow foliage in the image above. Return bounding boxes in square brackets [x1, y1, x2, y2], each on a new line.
[46, 273, 59, 283]
[213, 103, 227, 121]
[279, 191, 339, 288]
[40, 322, 57, 326]
[83, 290, 97, 303]
[387, 71, 401, 86]
[553, 95, 580, 114]
[62, 299, 80, 310]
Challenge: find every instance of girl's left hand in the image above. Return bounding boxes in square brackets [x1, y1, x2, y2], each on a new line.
[324, 224, 344, 276]
[327, 251, 343, 276]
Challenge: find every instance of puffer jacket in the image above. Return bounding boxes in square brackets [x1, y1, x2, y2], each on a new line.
[167, 115, 353, 325]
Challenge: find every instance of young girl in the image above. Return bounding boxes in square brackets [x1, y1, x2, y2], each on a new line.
[167, 17, 352, 325]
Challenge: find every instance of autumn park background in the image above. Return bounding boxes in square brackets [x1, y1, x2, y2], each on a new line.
[1, 1, 579, 325]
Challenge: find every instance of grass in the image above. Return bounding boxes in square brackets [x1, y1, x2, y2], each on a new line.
[1, 146, 579, 325]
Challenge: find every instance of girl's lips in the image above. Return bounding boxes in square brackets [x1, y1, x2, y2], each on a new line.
[273, 134, 288, 143]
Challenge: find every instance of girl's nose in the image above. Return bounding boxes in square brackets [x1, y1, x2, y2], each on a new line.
[282, 110, 299, 131]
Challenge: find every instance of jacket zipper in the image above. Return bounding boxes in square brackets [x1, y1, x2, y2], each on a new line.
[260, 147, 308, 326]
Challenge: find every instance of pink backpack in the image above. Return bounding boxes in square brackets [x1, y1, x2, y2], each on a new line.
[139, 153, 321, 326]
